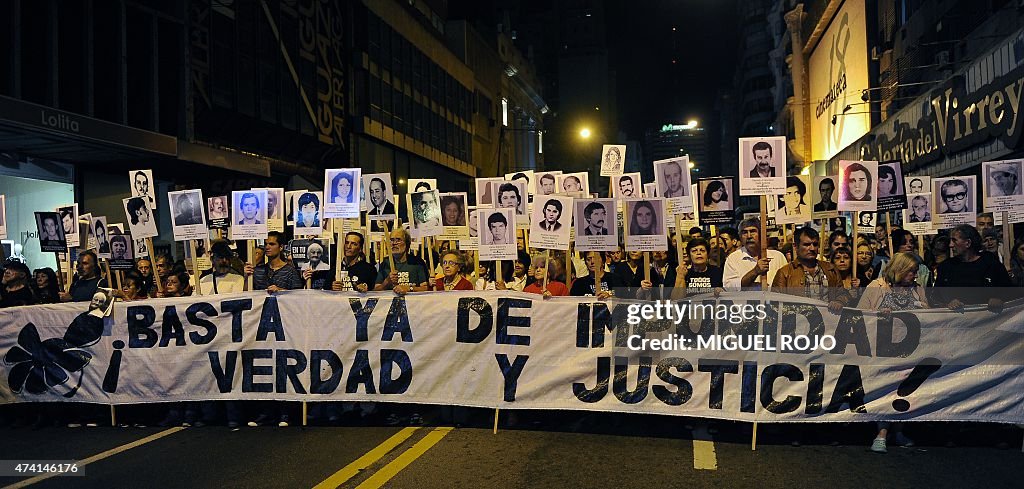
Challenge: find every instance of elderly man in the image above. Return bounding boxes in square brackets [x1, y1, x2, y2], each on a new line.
[374, 227, 430, 295]
[60, 251, 108, 302]
[722, 217, 787, 290]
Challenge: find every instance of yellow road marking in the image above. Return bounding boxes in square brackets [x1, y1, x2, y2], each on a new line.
[692, 439, 718, 470]
[354, 427, 454, 489]
[312, 427, 420, 489]
[2, 427, 185, 489]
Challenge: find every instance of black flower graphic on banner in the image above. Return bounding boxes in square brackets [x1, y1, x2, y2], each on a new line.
[3, 314, 104, 396]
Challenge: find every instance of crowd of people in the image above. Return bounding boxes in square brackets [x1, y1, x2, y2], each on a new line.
[1, 211, 1020, 450]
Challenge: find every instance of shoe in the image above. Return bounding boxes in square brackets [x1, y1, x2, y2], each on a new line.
[385, 414, 402, 426]
[409, 413, 423, 426]
[85, 422, 99, 428]
[278, 415, 290, 428]
[247, 414, 272, 427]
[182, 422, 192, 427]
[67, 423, 83, 428]
[870, 437, 887, 453]
[892, 432, 914, 447]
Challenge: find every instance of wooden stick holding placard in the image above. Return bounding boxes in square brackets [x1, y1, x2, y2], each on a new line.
[245, 240, 254, 291]
[383, 220, 396, 272]
[542, 249, 551, 290]
[427, 236, 436, 288]
[147, 237, 164, 294]
[643, 252, 651, 283]
[819, 219, 828, 258]
[852, 217, 859, 280]
[188, 240, 201, 296]
[675, 215, 686, 275]
[759, 196, 767, 289]
[53, 252, 66, 292]
[1003, 211, 1012, 270]
[885, 213, 894, 258]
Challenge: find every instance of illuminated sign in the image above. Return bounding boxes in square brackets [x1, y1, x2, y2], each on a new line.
[809, 0, 870, 161]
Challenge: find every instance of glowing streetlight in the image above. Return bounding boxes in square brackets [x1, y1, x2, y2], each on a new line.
[687, 119, 698, 128]
[579, 128, 592, 139]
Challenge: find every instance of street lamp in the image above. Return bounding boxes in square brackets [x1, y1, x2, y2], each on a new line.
[687, 119, 698, 128]
[579, 127, 592, 139]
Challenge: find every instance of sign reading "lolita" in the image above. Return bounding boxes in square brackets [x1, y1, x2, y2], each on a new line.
[860, 61, 1024, 168]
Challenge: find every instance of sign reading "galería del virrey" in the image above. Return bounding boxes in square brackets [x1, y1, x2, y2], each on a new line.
[860, 61, 1024, 168]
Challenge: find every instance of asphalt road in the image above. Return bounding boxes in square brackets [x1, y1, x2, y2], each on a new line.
[0, 410, 1021, 489]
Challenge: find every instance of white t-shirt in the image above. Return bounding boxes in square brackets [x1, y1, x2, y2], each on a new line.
[195, 272, 245, 295]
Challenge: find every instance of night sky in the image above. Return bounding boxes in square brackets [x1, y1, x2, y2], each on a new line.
[608, 0, 738, 138]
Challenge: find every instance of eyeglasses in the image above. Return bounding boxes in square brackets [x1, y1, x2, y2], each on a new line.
[942, 191, 967, 202]
[442, 260, 458, 266]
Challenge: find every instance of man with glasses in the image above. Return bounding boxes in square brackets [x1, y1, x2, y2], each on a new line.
[196, 241, 244, 295]
[374, 227, 430, 294]
[939, 179, 970, 213]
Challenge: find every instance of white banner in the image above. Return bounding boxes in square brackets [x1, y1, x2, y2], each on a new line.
[2, 291, 1023, 424]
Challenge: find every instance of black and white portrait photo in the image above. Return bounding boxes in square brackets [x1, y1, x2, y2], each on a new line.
[478, 208, 516, 261]
[410, 189, 442, 238]
[933, 176, 978, 229]
[556, 172, 590, 197]
[109, 234, 133, 261]
[230, 189, 269, 240]
[738, 136, 786, 195]
[614, 173, 641, 198]
[491, 180, 529, 225]
[323, 168, 362, 219]
[837, 160, 879, 212]
[134, 236, 149, 258]
[774, 175, 811, 225]
[857, 211, 876, 228]
[208, 196, 228, 220]
[654, 157, 690, 199]
[91, 216, 110, 258]
[261, 187, 285, 232]
[812, 176, 839, 218]
[129, 169, 156, 210]
[984, 160, 1023, 198]
[574, 199, 619, 252]
[906, 176, 929, 194]
[87, 288, 115, 318]
[410, 178, 438, 194]
[530, 196, 573, 250]
[535, 172, 562, 196]
[907, 194, 932, 223]
[122, 196, 158, 239]
[57, 204, 80, 247]
[600, 144, 626, 177]
[625, 198, 668, 251]
[504, 171, 535, 196]
[293, 191, 323, 237]
[876, 161, 908, 212]
[168, 189, 207, 241]
[363, 173, 396, 220]
[35, 211, 66, 252]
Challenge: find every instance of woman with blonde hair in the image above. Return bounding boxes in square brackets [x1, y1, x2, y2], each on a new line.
[857, 251, 928, 453]
[523, 253, 569, 298]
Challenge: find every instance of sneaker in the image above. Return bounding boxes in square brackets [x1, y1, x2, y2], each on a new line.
[870, 437, 887, 453]
[67, 422, 83, 428]
[892, 432, 914, 447]
[278, 415, 290, 428]
[85, 422, 99, 428]
[247, 414, 272, 427]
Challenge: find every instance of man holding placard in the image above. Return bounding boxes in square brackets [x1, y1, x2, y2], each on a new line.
[374, 227, 430, 294]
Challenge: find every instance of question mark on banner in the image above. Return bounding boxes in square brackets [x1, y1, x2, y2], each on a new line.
[892, 357, 942, 412]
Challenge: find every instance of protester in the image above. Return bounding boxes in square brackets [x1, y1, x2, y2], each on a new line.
[330, 232, 377, 293]
[933, 224, 1014, 311]
[667, 238, 723, 299]
[435, 251, 474, 291]
[830, 246, 858, 291]
[135, 258, 156, 295]
[889, 229, 930, 286]
[374, 227, 430, 295]
[245, 231, 304, 294]
[613, 251, 660, 298]
[723, 217, 787, 290]
[60, 251, 107, 302]
[855, 239, 878, 286]
[524, 253, 569, 298]
[825, 230, 849, 260]
[718, 227, 739, 255]
[981, 227, 1003, 262]
[162, 272, 190, 297]
[501, 251, 531, 292]
[1, 261, 37, 308]
[118, 272, 149, 301]
[31, 267, 60, 304]
[857, 251, 928, 453]
[152, 254, 174, 296]
[1009, 238, 1024, 287]
[197, 241, 245, 295]
[771, 226, 849, 314]
[570, 251, 625, 299]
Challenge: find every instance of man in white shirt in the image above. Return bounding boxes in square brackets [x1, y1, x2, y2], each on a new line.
[722, 217, 787, 290]
[196, 241, 244, 295]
